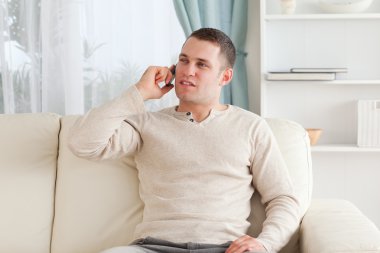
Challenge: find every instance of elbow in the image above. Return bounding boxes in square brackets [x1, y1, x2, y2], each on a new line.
[67, 130, 86, 158]
[67, 134, 84, 157]
[67, 128, 102, 161]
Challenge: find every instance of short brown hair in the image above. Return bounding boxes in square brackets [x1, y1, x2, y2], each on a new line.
[188, 28, 236, 68]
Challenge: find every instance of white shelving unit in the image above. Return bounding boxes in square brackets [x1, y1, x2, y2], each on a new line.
[266, 80, 380, 86]
[248, 0, 380, 228]
[266, 13, 380, 20]
[258, 0, 380, 152]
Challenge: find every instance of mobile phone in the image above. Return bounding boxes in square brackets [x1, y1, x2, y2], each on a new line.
[166, 65, 176, 86]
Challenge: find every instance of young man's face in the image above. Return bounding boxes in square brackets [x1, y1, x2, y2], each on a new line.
[174, 37, 232, 106]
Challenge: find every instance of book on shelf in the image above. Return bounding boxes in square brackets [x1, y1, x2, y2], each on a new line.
[266, 72, 336, 81]
[290, 68, 348, 73]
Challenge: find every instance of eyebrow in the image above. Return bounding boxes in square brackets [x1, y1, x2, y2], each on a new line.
[179, 53, 211, 64]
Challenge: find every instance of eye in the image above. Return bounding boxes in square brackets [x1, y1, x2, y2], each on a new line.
[179, 58, 188, 64]
[197, 62, 207, 68]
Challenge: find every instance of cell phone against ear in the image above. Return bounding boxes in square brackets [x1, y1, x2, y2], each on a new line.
[166, 65, 176, 86]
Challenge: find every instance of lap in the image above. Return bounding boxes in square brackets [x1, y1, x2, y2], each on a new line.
[99, 245, 156, 253]
[99, 237, 231, 253]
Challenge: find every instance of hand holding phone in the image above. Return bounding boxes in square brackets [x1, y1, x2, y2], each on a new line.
[136, 66, 175, 100]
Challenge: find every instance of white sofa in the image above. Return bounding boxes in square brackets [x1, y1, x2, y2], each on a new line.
[1, 113, 380, 253]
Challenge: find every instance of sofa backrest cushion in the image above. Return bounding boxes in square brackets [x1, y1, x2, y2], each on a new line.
[0, 113, 60, 253]
[51, 116, 143, 253]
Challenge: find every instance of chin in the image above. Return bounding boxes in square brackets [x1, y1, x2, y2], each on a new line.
[175, 91, 192, 101]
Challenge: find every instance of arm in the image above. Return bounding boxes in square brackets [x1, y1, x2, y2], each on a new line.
[68, 85, 145, 160]
[250, 119, 301, 252]
[227, 119, 300, 253]
[68, 66, 174, 160]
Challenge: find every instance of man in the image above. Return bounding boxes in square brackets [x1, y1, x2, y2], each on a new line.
[69, 28, 300, 253]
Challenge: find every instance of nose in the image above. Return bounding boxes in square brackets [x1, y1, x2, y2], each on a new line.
[181, 63, 196, 77]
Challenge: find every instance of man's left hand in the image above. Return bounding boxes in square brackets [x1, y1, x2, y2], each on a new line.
[225, 235, 266, 253]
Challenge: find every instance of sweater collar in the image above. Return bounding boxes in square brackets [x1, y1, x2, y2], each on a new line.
[168, 105, 231, 124]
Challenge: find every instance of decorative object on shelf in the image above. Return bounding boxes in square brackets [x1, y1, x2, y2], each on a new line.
[357, 100, 380, 147]
[290, 68, 348, 73]
[306, 128, 323, 145]
[318, 0, 373, 13]
[266, 67, 349, 81]
[266, 72, 336, 81]
[280, 0, 296, 14]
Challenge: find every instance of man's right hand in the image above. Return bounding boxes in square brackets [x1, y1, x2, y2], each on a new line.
[135, 66, 174, 101]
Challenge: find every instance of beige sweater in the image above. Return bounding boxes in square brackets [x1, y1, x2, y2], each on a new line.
[69, 86, 300, 252]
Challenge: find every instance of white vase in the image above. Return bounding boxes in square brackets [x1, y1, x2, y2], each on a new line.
[281, 0, 296, 14]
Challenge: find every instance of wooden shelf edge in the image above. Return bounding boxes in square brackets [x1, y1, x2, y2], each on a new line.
[311, 144, 380, 152]
[265, 13, 380, 20]
[264, 80, 380, 85]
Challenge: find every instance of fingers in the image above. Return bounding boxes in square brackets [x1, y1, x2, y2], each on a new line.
[154, 68, 168, 84]
[146, 66, 173, 86]
[225, 235, 266, 253]
[136, 66, 174, 100]
[140, 66, 170, 83]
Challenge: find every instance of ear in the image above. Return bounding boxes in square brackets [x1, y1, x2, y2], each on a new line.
[219, 68, 233, 87]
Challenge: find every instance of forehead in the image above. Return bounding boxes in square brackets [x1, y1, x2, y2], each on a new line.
[180, 37, 221, 62]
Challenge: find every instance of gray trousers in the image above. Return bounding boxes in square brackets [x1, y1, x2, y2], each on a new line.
[100, 237, 232, 253]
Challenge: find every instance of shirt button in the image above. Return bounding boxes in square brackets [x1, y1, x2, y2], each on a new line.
[189, 119, 194, 122]
[186, 112, 191, 116]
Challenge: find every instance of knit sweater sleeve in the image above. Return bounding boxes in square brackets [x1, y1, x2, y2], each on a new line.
[68, 85, 145, 160]
[250, 119, 301, 253]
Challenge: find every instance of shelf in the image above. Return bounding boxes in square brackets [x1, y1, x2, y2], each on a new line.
[259, 0, 380, 155]
[311, 144, 380, 152]
[265, 13, 380, 20]
[265, 80, 380, 86]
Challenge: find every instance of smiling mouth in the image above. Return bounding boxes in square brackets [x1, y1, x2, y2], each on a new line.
[180, 80, 196, 87]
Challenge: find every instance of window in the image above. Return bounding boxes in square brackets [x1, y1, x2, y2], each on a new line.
[0, 0, 185, 114]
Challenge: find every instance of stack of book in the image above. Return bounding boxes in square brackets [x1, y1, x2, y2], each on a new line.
[266, 68, 348, 81]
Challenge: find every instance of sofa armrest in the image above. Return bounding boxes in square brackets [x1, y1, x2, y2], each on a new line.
[300, 199, 380, 253]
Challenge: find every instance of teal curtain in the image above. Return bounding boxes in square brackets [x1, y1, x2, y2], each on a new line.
[173, 0, 248, 109]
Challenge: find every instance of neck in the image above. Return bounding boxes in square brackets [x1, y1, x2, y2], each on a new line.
[177, 102, 228, 122]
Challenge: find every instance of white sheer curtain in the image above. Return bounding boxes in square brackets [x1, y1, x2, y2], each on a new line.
[41, 0, 84, 114]
[0, 0, 41, 113]
[0, 0, 185, 114]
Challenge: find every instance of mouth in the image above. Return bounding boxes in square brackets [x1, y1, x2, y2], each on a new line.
[179, 80, 196, 87]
